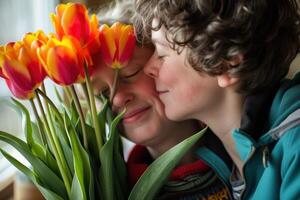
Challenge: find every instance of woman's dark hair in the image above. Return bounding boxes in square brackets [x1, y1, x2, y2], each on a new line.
[134, 0, 300, 94]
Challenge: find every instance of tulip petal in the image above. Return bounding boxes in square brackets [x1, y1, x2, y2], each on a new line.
[90, 14, 99, 37]
[5, 79, 34, 100]
[85, 14, 100, 55]
[99, 22, 136, 69]
[22, 33, 35, 47]
[46, 45, 81, 85]
[61, 3, 90, 45]
[3, 60, 34, 91]
[56, 4, 68, 19]
[99, 24, 117, 66]
[50, 13, 64, 40]
[37, 46, 48, 72]
[19, 47, 45, 86]
[118, 26, 135, 65]
[4, 43, 18, 60]
[0, 47, 5, 78]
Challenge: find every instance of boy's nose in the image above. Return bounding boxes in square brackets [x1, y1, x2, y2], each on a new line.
[144, 53, 159, 78]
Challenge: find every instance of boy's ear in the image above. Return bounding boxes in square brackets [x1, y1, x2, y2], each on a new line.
[217, 74, 239, 88]
[217, 54, 242, 88]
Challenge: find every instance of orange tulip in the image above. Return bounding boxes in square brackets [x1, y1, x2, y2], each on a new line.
[0, 32, 47, 99]
[50, 3, 100, 66]
[37, 35, 85, 85]
[99, 22, 136, 69]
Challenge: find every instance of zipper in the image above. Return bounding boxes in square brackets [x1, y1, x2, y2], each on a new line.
[239, 145, 256, 199]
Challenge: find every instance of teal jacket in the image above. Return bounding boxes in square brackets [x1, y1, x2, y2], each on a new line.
[233, 72, 300, 199]
[198, 72, 300, 200]
[196, 130, 234, 199]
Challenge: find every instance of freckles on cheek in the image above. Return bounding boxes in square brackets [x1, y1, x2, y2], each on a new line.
[178, 84, 200, 102]
[181, 90, 196, 102]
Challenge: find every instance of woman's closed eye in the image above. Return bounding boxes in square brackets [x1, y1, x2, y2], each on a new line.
[121, 67, 142, 80]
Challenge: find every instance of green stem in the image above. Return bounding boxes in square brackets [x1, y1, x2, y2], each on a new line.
[36, 89, 64, 125]
[35, 91, 72, 196]
[81, 83, 91, 110]
[70, 85, 88, 150]
[110, 68, 119, 102]
[29, 99, 47, 145]
[41, 83, 50, 117]
[63, 87, 72, 106]
[83, 64, 103, 151]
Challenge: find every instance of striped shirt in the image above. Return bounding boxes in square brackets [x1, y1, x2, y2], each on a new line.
[127, 145, 232, 200]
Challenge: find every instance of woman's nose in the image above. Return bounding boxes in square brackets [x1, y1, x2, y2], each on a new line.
[112, 86, 133, 111]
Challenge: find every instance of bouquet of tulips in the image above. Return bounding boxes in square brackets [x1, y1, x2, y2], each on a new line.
[0, 3, 205, 200]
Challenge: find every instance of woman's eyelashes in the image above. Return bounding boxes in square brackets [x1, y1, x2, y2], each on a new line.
[121, 67, 142, 80]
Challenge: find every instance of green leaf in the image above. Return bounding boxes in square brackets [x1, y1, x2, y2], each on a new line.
[113, 137, 128, 198]
[70, 174, 85, 200]
[49, 105, 69, 146]
[0, 131, 68, 199]
[0, 148, 36, 179]
[0, 149, 64, 200]
[99, 109, 126, 200]
[10, 99, 56, 177]
[53, 118, 74, 175]
[128, 127, 207, 200]
[31, 122, 43, 146]
[10, 98, 34, 147]
[97, 98, 109, 144]
[83, 123, 98, 163]
[1, 99, 63, 179]
[54, 87, 63, 103]
[45, 146, 61, 176]
[64, 113, 94, 200]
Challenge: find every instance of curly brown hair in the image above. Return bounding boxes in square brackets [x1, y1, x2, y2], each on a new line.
[134, 0, 300, 94]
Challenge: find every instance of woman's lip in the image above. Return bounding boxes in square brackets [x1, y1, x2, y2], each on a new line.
[123, 106, 151, 123]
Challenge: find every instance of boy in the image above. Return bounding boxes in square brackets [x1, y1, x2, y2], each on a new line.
[134, 0, 300, 199]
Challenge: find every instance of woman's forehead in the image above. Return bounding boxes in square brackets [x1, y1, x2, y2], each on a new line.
[130, 46, 154, 63]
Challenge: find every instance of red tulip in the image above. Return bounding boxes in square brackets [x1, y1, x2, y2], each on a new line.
[0, 32, 47, 99]
[37, 35, 85, 85]
[50, 3, 100, 67]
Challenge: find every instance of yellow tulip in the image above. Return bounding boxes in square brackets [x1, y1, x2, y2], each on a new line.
[99, 22, 136, 69]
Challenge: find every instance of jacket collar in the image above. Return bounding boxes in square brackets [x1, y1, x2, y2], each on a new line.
[239, 85, 279, 140]
[233, 84, 279, 161]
